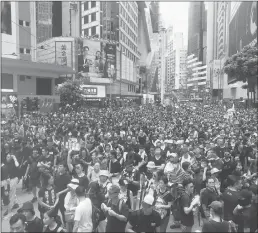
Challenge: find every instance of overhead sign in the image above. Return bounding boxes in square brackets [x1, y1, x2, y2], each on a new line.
[81, 85, 106, 98]
[82, 87, 98, 95]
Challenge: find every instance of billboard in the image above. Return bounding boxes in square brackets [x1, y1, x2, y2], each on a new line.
[229, 2, 257, 57]
[1, 1, 12, 35]
[55, 41, 73, 67]
[78, 39, 116, 79]
[81, 85, 106, 98]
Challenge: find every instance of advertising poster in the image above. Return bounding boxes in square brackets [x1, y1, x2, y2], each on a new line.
[103, 43, 116, 80]
[78, 39, 105, 77]
[1, 1, 12, 35]
[55, 41, 73, 67]
[78, 39, 116, 80]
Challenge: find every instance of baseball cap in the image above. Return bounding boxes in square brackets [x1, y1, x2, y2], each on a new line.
[67, 179, 79, 190]
[209, 201, 223, 213]
[18, 201, 34, 213]
[143, 195, 154, 206]
[239, 189, 252, 200]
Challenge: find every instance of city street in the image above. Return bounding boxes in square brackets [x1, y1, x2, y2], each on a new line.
[1, 1, 257, 233]
[1, 182, 202, 232]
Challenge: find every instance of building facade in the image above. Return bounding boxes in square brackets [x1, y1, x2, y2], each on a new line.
[206, 1, 257, 100]
[187, 54, 207, 98]
[1, 1, 74, 115]
[188, 2, 207, 64]
[80, 1, 153, 98]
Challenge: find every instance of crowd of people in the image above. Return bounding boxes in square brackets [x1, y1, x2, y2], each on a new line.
[1, 101, 258, 233]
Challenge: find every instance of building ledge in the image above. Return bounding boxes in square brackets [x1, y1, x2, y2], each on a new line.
[2, 57, 75, 78]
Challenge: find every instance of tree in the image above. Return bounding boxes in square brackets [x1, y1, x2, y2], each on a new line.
[224, 44, 257, 106]
[56, 79, 84, 111]
[224, 45, 258, 87]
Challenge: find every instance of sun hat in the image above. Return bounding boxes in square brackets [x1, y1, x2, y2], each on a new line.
[210, 168, 220, 175]
[146, 161, 156, 169]
[143, 195, 154, 206]
[67, 179, 79, 190]
[99, 170, 110, 177]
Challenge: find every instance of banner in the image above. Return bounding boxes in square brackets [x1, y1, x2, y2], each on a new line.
[55, 41, 73, 67]
[103, 43, 116, 80]
[77, 39, 116, 80]
[78, 39, 103, 76]
[1, 1, 12, 35]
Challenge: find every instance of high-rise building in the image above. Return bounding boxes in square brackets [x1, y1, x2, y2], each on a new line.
[36, 2, 53, 43]
[206, 2, 256, 100]
[80, 1, 153, 98]
[187, 2, 207, 64]
[173, 33, 187, 90]
[187, 2, 207, 97]
[1, 1, 73, 114]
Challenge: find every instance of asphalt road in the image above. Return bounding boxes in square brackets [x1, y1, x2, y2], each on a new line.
[1, 182, 202, 232]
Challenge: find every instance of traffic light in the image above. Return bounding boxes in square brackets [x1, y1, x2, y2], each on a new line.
[26, 97, 32, 111]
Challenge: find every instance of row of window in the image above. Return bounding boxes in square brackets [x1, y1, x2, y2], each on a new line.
[119, 4, 138, 32]
[121, 44, 137, 63]
[83, 1, 96, 11]
[20, 48, 31, 54]
[120, 18, 137, 43]
[120, 31, 137, 54]
[121, 2, 138, 24]
[19, 20, 30, 27]
[83, 26, 96, 37]
[128, 84, 136, 93]
[83, 12, 96, 24]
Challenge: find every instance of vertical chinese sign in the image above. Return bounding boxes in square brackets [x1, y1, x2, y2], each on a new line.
[55, 41, 73, 67]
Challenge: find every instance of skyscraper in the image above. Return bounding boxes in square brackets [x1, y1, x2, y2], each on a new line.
[187, 2, 206, 64]
[36, 2, 53, 43]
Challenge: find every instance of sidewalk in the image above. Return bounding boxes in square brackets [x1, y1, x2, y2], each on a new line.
[1, 182, 35, 232]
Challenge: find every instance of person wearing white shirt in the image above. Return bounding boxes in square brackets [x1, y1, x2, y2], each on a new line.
[73, 186, 93, 233]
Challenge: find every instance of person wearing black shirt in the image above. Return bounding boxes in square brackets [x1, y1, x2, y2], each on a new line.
[180, 179, 198, 232]
[131, 136, 140, 154]
[109, 150, 121, 177]
[18, 201, 43, 232]
[200, 177, 220, 219]
[222, 175, 241, 221]
[54, 162, 71, 226]
[150, 147, 166, 171]
[5, 153, 20, 216]
[202, 201, 230, 232]
[126, 194, 161, 233]
[25, 148, 41, 203]
[138, 129, 146, 146]
[43, 209, 65, 233]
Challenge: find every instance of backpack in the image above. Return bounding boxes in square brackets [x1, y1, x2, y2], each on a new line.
[91, 203, 101, 233]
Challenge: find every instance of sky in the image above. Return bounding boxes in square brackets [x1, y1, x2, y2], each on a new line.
[159, 2, 189, 46]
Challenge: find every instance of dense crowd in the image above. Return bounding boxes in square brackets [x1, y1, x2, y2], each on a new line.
[1, 102, 258, 233]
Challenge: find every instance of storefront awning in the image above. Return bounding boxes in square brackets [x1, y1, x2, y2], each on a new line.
[2, 57, 75, 78]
